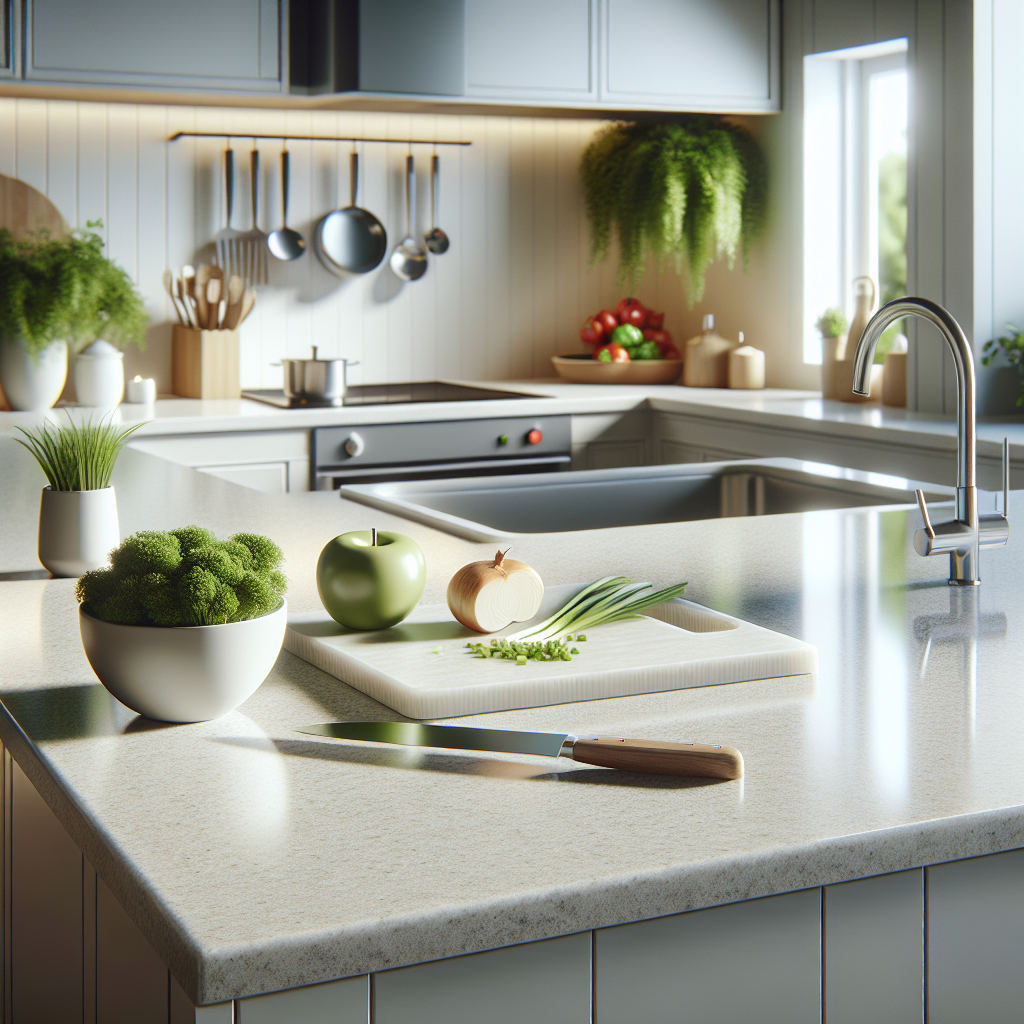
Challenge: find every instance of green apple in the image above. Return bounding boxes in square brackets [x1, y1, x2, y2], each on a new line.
[316, 529, 426, 630]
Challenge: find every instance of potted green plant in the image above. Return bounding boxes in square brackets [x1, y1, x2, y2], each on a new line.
[76, 527, 288, 722]
[579, 119, 767, 305]
[816, 307, 848, 400]
[15, 414, 144, 577]
[0, 224, 147, 411]
[982, 324, 1024, 407]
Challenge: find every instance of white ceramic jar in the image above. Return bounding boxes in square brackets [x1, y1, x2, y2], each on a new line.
[37, 486, 120, 577]
[0, 337, 68, 411]
[79, 601, 288, 722]
[73, 340, 124, 410]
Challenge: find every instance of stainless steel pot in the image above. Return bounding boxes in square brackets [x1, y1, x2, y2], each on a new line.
[281, 347, 359, 406]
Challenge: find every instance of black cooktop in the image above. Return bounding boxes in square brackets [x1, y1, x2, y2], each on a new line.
[241, 383, 541, 409]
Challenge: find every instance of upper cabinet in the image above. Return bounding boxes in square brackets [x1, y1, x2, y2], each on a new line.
[0, 0, 778, 113]
[602, 0, 779, 113]
[21, 0, 283, 92]
[346, 0, 779, 113]
[464, 0, 596, 102]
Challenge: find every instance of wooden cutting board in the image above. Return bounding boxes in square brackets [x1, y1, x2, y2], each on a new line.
[285, 585, 817, 719]
[0, 173, 69, 241]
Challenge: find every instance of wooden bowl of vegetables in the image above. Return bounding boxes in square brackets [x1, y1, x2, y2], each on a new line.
[553, 297, 683, 385]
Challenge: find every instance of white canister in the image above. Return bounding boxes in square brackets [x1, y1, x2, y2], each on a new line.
[38, 486, 120, 578]
[74, 340, 124, 410]
[0, 337, 68, 411]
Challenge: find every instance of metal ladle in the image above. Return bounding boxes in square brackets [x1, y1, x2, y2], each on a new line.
[424, 154, 450, 255]
[268, 148, 306, 262]
[390, 155, 428, 282]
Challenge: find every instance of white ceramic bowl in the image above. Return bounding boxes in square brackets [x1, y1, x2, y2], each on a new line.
[79, 601, 287, 723]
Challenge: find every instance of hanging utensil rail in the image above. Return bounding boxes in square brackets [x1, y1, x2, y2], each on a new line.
[168, 133, 472, 146]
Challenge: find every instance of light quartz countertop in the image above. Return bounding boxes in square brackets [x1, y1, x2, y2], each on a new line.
[2, 436, 1024, 1005]
[1, 380, 1023, 464]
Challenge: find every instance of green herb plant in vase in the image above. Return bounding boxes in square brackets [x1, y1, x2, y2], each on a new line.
[77, 527, 288, 722]
[15, 414, 144, 577]
[0, 224, 147, 411]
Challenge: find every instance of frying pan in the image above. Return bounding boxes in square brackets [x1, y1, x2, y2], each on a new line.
[316, 152, 387, 275]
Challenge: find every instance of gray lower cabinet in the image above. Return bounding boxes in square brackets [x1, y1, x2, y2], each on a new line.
[374, 933, 591, 1024]
[596, 888, 821, 1023]
[24, 0, 282, 91]
[823, 869, 924, 1023]
[928, 849, 1024, 1024]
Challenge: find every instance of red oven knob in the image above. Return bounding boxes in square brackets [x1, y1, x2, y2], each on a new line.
[527, 429, 543, 445]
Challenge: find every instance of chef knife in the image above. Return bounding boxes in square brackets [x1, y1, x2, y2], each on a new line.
[293, 721, 742, 779]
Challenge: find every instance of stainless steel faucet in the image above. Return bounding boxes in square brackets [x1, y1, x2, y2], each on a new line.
[851, 296, 1009, 586]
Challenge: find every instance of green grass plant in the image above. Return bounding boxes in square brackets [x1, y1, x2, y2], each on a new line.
[15, 414, 144, 490]
[76, 527, 287, 627]
[579, 119, 768, 304]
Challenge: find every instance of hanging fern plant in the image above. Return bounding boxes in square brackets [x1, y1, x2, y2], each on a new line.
[580, 118, 767, 305]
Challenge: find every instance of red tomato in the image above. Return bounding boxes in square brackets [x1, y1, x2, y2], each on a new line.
[580, 316, 605, 346]
[644, 328, 674, 352]
[647, 310, 665, 329]
[595, 309, 619, 335]
[616, 297, 648, 329]
[593, 342, 630, 363]
[659, 343, 682, 360]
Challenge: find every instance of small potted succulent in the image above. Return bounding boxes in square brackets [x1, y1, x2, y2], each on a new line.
[76, 527, 288, 722]
[0, 224, 146, 411]
[15, 414, 143, 577]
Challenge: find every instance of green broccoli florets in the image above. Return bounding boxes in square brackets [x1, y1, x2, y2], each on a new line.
[78, 527, 286, 627]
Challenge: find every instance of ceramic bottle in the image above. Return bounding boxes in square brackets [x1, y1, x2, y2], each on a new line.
[683, 314, 736, 388]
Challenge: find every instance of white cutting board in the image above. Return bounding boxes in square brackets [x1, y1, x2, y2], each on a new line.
[284, 585, 817, 720]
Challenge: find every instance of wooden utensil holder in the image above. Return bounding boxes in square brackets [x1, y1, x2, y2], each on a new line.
[171, 325, 240, 399]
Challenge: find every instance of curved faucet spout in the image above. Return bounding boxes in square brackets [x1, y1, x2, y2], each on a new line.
[852, 296, 976, 490]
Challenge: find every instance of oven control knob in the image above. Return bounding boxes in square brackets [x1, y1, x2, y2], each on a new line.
[343, 433, 365, 457]
[526, 429, 543, 446]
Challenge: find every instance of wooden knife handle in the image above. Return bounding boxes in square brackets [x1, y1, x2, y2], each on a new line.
[570, 737, 743, 780]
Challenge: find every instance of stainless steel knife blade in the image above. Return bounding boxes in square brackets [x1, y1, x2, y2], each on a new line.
[294, 721, 568, 758]
[293, 721, 744, 779]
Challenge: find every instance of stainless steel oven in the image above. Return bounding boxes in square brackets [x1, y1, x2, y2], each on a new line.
[312, 415, 572, 489]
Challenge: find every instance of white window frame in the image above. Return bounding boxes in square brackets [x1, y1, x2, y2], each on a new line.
[803, 39, 908, 364]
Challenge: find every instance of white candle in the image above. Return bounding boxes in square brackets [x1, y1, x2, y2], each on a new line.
[125, 376, 157, 404]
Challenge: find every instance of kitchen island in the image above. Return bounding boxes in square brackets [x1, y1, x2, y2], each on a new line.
[1, 435, 1024, 1022]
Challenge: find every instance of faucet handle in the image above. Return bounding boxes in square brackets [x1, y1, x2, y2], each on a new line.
[915, 489, 936, 539]
[1001, 436, 1010, 518]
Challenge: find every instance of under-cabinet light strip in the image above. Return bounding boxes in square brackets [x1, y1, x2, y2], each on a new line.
[168, 132, 471, 146]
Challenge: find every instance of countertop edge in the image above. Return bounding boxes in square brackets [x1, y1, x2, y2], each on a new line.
[6, 674, 1024, 1005]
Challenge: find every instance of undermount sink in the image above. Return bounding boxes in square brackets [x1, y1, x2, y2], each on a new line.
[339, 458, 952, 542]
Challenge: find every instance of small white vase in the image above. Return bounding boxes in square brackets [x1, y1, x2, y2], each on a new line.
[0, 337, 68, 411]
[79, 601, 287, 722]
[73, 340, 125, 410]
[37, 486, 120, 578]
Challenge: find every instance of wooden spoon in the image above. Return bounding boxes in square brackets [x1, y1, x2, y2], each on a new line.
[223, 275, 246, 329]
[206, 278, 222, 329]
[194, 265, 213, 330]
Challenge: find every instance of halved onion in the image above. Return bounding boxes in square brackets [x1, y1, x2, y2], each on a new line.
[447, 549, 544, 633]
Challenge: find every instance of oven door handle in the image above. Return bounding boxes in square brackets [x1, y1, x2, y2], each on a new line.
[316, 454, 571, 482]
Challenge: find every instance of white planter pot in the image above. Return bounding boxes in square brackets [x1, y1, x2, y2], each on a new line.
[38, 486, 120, 578]
[0, 337, 68, 411]
[79, 601, 287, 723]
[73, 340, 124, 409]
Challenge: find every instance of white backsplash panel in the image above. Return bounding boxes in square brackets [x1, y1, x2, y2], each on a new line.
[0, 98, 717, 393]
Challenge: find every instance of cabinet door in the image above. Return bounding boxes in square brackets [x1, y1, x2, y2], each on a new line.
[465, 0, 595, 100]
[25, 0, 282, 91]
[601, 0, 780, 112]
[197, 462, 289, 494]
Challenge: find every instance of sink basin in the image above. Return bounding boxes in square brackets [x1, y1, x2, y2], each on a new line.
[340, 458, 952, 541]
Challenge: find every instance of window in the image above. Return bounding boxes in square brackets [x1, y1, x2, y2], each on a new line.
[803, 39, 908, 364]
